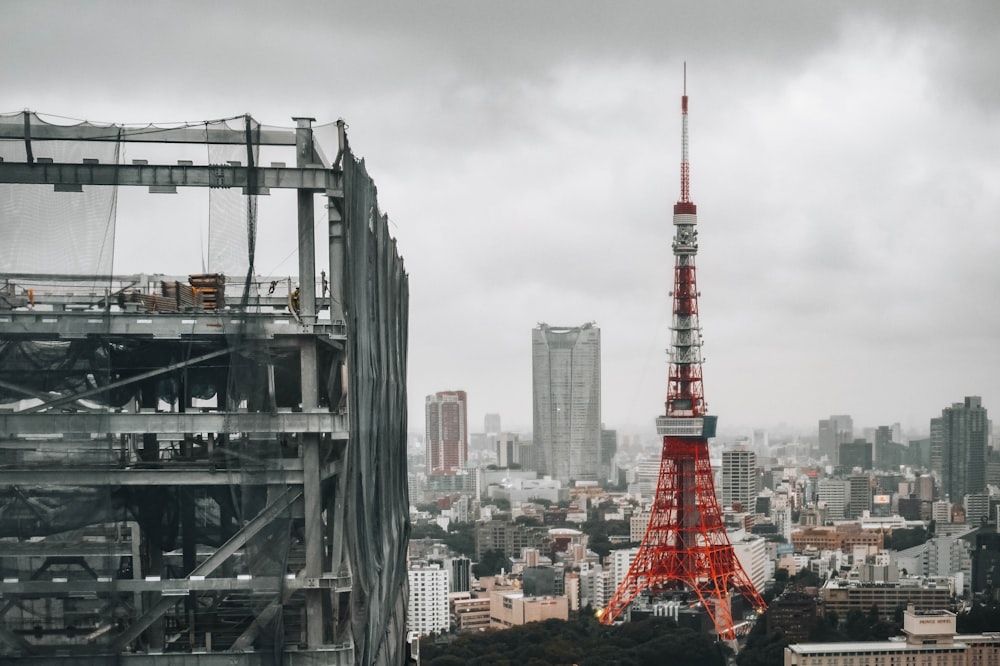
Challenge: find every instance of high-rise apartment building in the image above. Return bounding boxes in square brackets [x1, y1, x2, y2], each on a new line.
[818, 415, 853, 465]
[407, 565, 450, 637]
[722, 443, 757, 512]
[484, 413, 501, 434]
[532, 323, 601, 484]
[934, 397, 989, 502]
[425, 390, 468, 476]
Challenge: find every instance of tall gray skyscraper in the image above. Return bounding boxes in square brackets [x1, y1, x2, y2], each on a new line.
[532, 323, 601, 484]
[934, 396, 989, 502]
[722, 443, 757, 512]
[818, 414, 853, 465]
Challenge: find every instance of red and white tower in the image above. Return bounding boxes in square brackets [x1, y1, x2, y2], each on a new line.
[600, 67, 766, 639]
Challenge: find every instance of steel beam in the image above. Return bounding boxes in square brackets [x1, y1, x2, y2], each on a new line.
[0, 311, 346, 341]
[0, 466, 299, 486]
[0, 411, 348, 436]
[0, 648, 353, 665]
[0, 576, 293, 596]
[293, 117, 326, 649]
[0, 162, 341, 192]
[0, 121, 297, 145]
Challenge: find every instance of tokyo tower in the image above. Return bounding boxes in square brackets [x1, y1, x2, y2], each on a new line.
[599, 67, 767, 639]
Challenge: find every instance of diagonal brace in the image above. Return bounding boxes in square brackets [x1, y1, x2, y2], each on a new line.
[109, 487, 302, 653]
[19, 347, 234, 414]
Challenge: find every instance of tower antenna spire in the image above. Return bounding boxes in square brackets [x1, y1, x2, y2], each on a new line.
[678, 63, 692, 207]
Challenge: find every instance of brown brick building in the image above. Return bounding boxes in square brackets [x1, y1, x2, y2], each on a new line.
[791, 524, 884, 553]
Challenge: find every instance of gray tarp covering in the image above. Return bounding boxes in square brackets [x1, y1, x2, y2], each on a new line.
[342, 146, 410, 666]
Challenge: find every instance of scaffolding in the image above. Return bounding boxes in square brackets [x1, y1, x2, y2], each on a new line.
[0, 112, 410, 665]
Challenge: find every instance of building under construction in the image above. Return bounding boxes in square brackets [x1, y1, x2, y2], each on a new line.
[0, 112, 410, 665]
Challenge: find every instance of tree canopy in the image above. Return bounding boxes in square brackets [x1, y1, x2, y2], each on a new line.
[419, 615, 729, 666]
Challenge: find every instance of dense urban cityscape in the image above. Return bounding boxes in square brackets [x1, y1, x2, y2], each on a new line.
[408, 375, 1000, 664]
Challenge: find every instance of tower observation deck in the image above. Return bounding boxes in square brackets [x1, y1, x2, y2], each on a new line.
[0, 112, 409, 665]
[599, 70, 766, 639]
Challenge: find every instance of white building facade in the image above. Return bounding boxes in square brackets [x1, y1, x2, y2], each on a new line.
[407, 565, 450, 637]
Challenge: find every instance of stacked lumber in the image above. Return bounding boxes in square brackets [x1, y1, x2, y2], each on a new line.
[161, 280, 201, 310]
[189, 273, 226, 310]
[122, 290, 178, 312]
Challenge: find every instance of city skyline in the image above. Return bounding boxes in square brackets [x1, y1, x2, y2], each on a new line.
[2, 3, 997, 435]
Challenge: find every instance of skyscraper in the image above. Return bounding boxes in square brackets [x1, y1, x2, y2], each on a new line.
[722, 443, 757, 512]
[425, 390, 468, 476]
[818, 415, 853, 465]
[532, 323, 601, 484]
[934, 396, 989, 502]
[484, 413, 501, 434]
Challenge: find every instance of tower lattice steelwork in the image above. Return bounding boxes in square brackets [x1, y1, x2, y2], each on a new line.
[600, 69, 766, 639]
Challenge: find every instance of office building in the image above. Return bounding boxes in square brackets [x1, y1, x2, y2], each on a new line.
[495, 432, 520, 468]
[532, 323, 602, 483]
[817, 478, 850, 521]
[818, 415, 853, 465]
[821, 576, 954, 622]
[425, 390, 469, 476]
[722, 443, 757, 511]
[838, 439, 872, 472]
[484, 413, 501, 434]
[474, 520, 552, 560]
[934, 397, 989, 502]
[847, 473, 873, 520]
[971, 532, 1000, 595]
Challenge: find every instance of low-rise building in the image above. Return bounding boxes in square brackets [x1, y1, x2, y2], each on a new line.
[489, 591, 569, 628]
[451, 593, 491, 633]
[785, 606, 1000, 666]
[791, 524, 884, 553]
[820, 575, 954, 622]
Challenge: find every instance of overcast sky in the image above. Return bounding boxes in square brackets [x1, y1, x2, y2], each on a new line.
[3, 2, 998, 439]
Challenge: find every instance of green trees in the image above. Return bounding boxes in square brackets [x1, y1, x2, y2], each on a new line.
[419, 616, 728, 666]
[409, 521, 476, 559]
[883, 526, 930, 551]
[471, 549, 512, 578]
[957, 600, 1000, 633]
